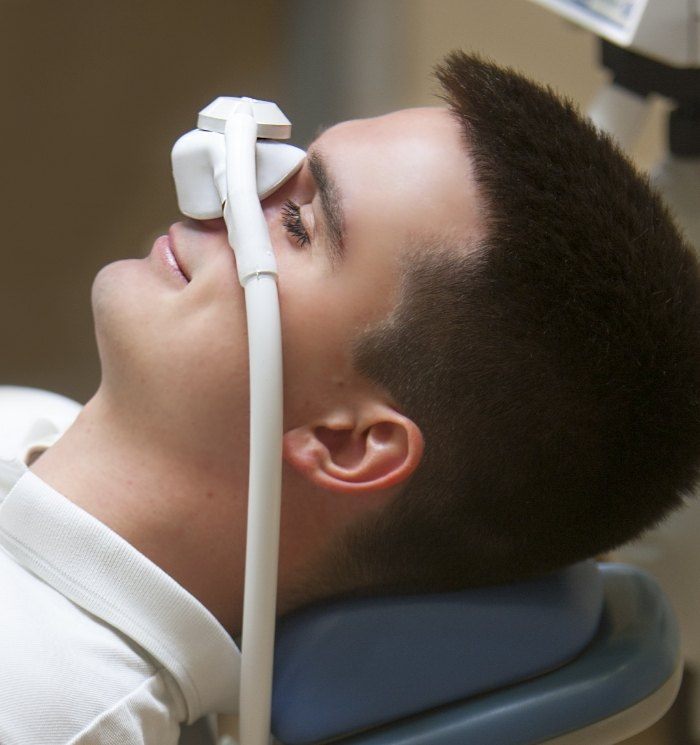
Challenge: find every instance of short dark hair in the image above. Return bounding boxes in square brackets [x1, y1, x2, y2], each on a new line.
[319, 52, 700, 598]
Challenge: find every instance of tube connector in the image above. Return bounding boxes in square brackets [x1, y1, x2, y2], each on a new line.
[198, 96, 292, 140]
[224, 104, 278, 285]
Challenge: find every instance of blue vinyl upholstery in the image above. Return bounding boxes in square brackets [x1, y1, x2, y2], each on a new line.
[272, 561, 604, 744]
[322, 564, 680, 745]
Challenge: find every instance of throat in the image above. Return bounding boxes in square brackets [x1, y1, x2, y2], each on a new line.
[28, 396, 246, 634]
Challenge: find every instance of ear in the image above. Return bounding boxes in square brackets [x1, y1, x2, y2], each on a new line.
[283, 403, 424, 494]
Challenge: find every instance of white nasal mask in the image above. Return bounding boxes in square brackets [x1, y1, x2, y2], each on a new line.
[171, 97, 306, 220]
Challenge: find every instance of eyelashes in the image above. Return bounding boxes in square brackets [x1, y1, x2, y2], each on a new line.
[281, 199, 310, 248]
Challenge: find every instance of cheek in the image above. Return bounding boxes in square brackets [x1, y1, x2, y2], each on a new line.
[277, 279, 367, 429]
[141, 303, 249, 413]
[159, 338, 249, 445]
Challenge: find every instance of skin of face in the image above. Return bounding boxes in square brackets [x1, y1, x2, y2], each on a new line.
[31, 107, 483, 632]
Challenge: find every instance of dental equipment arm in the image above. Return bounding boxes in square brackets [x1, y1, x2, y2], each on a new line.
[526, 1, 700, 247]
[586, 82, 648, 152]
[172, 98, 305, 745]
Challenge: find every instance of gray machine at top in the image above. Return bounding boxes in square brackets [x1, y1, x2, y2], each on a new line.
[531, 0, 700, 249]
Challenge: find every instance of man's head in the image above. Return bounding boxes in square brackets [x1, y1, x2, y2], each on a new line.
[313, 51, 700, 600]
[89, 100, 480, 617]
[89, 52, 700, 620]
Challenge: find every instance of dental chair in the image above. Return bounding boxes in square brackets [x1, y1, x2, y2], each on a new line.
[269, 561, 681, 745]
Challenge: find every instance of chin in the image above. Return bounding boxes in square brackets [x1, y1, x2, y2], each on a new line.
[91, 262, 119, 344]
[91, 260, 152, 380]
[93, 258, 157, 326]
[92, 260, 132, 316]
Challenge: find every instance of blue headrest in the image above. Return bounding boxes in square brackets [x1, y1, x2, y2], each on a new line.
[271, 561, 603, 745]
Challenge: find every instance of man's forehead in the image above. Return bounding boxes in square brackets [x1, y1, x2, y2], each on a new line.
[304, 105, 483, 260]
[308, 107, 468, 198]
[304, 106, 465, 200]
[307, 106, 453, 152]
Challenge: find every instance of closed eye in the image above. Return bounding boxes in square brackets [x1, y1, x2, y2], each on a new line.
[281, 200, 310, 248]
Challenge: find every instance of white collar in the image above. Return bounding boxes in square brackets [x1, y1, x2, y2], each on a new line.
[0, 469, 241, 722]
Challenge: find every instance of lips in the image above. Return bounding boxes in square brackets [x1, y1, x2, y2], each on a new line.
[152, 234, 189, 284]
[160, 219, 237, 286]
[167, 239, 190, 282]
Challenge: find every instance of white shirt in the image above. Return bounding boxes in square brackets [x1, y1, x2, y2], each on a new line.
[0, 387, 241, 744]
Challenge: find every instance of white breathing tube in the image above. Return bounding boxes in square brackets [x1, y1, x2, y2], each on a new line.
[172, 98, 305, 745]
[226, 102, 283, 745]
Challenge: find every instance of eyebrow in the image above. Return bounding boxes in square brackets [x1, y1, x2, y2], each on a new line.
[307, 149, 345, 267]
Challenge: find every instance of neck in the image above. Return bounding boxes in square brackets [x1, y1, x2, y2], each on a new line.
[30, 391, 246, 635]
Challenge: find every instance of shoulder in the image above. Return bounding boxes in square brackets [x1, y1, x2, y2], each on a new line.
[0, 544, 186, 743]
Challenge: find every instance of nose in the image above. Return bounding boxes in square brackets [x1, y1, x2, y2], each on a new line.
[190, 217, 226, 232]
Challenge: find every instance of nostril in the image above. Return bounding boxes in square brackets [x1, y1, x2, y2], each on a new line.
[184, 217, 226, 232]
[199, 217, 226, 231]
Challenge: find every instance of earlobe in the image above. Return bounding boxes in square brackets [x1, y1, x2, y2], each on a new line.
[283, 407, 424, 494]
